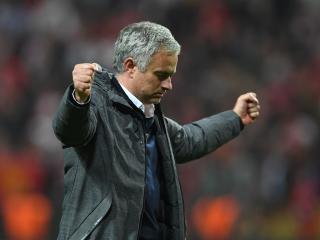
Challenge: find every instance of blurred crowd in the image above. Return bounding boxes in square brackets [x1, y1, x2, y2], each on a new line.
[0, 0, 320, 239]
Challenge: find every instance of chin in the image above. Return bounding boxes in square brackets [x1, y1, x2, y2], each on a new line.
[145, 96, 162, 105]
[151, 98, 162, 104]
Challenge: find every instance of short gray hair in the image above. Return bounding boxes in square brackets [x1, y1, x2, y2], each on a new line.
[113, 21, 181, 73]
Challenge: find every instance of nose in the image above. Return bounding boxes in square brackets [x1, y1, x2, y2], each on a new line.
[161, 77, 172, 91]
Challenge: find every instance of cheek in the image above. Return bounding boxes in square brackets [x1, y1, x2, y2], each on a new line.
[145, 77, 160, 91]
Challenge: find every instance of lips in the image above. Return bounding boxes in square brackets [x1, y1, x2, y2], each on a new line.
[154, 92, 165, 97]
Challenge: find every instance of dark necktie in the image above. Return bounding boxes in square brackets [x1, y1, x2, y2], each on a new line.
[145, 117, 155, 133]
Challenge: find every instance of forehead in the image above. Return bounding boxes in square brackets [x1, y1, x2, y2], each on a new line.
[147, 51, 178, 72]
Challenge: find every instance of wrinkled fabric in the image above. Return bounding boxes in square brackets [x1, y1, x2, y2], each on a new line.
[52, 68, 242, 240]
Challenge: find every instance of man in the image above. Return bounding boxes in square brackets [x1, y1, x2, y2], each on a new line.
[52, 21, 260, 240]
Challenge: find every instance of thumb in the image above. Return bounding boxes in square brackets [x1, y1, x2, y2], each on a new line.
[247, 92, 259, 104]
[92, 63, 102, 73]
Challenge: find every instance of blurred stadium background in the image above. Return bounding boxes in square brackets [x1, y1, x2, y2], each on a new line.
[0, 0, 320, 239]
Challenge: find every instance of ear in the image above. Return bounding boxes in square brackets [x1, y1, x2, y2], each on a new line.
[123, 58, 136, 78]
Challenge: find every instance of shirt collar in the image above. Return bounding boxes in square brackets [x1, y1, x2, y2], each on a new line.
[119, 83, 155, 118]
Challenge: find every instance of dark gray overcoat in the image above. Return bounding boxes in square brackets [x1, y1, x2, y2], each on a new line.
[52, 68, 242, 240]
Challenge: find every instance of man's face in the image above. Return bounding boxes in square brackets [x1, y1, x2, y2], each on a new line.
[132, 51, 178, 104]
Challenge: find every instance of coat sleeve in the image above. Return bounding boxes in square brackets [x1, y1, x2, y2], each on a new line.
[52, 85, 98, 147]
[166, 110, 242, 163]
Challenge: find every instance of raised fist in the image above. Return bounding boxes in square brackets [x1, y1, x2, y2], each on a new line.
[233, 92, 260, 125]
[72, 63, 101, 103]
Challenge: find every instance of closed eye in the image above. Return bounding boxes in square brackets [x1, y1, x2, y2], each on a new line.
[154, 71, 174, 81]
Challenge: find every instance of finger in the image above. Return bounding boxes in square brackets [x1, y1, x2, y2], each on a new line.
[92, 63, 102, 73]
[76, 87, 91, 94]
[80, 68, 94, 76]
[248, 107, 259, 113]
[73, 68, 94, 77]
[74, 75, 93, 83]
[249, 111, 259, 119]
[248, 102, 258, 108]
[89, 63, 102, 82]
[248, 104, 260, 111]
[248, 93, 259, 104]
[75, 63, 96, 70]
[75, 82, 91, 92]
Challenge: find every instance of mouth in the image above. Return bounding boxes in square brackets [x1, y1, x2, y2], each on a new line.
[154, 94, 164, 99]
[154, 91, 166, 97]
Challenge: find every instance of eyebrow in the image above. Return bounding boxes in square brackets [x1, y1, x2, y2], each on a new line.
[154, 70, 176, 76]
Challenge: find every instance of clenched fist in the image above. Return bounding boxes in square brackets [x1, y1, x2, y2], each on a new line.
[233, 92, 261, 125]
[72, 63, 102, 103]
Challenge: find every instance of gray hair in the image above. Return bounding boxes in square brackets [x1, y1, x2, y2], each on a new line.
[113, 21, 181, 73]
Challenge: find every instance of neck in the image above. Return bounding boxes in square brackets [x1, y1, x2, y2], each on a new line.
[116, 73, 142, 103]
[115, 73, 130, 89]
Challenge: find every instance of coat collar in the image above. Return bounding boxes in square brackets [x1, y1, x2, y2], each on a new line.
[94, 68, 163, 121]
[94, 68, 136, 110]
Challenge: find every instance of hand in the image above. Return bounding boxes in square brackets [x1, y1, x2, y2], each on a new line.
[72, 63, 102, 103]
[233, 92, 260, 125]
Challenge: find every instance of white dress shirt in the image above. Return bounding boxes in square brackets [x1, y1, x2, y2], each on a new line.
[119, 83, 155, 118]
